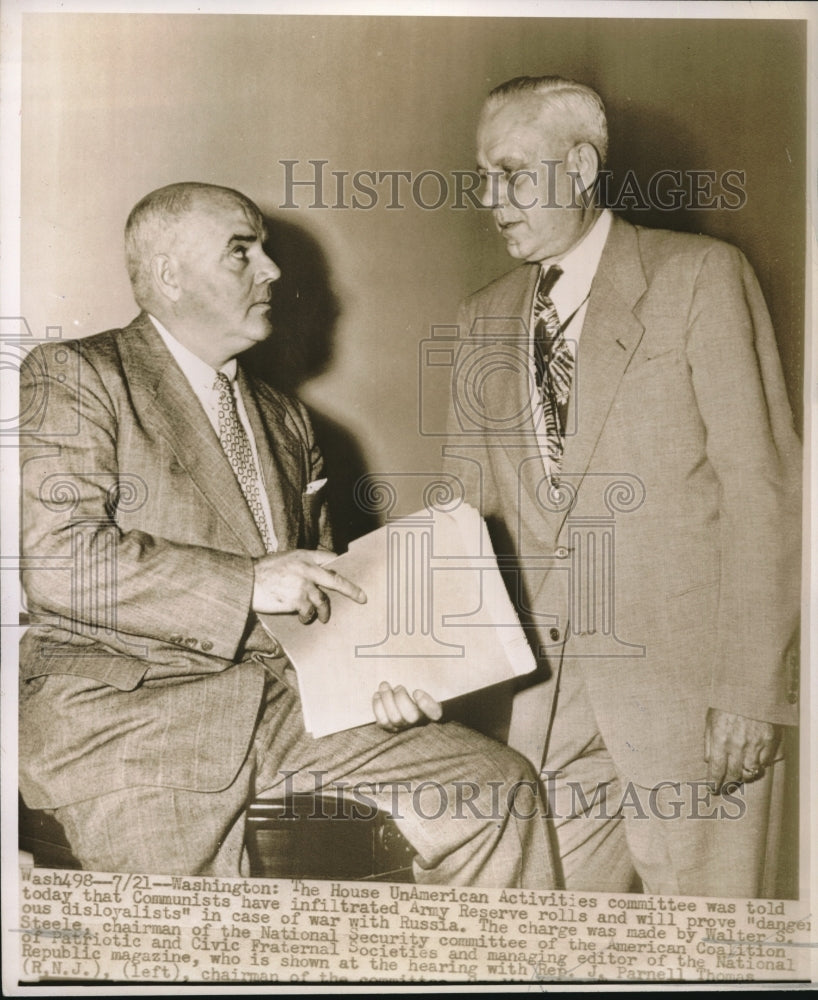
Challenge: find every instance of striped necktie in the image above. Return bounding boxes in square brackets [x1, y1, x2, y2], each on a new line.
[533, 264, 572, 470]
[214, 371, 274, 552]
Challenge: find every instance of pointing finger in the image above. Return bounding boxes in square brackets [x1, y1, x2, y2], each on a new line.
[311, 565, 367, 604]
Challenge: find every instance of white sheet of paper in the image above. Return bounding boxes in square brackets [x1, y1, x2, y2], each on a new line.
[258, 503, 536, 737]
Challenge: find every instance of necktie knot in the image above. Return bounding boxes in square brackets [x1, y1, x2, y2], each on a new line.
[534, 265, 563, 344]
[538, 264, 563, 302]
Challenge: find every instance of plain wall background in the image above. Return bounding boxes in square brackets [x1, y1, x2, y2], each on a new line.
[21, 13, 806, 541]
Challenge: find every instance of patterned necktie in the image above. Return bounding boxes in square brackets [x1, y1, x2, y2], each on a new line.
[214, 371, 274, 552]
[533, 264, 572, 469]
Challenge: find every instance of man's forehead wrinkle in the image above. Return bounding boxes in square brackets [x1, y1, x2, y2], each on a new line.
[478, 127, 540, 171]
[233, 201, 264, 236]
[173, 199, 262, 251]
[479, 109, 547, 160]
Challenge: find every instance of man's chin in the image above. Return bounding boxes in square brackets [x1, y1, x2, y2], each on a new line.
[499, 228, 530, 258]
[502, 238, 529, 260]
[233, 322, 274, 355]
[502, 236, 549, 264]
[250, 315, 274, 340]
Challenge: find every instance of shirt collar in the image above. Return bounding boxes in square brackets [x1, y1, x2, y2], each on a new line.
[149, 315, 237, 389]
[539, 209, 612, 319]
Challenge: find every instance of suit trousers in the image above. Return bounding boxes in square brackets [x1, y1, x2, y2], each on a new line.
[53, 661, 555, 888]
[542, 660, 783, 897]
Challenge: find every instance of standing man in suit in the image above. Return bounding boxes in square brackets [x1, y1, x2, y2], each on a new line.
[19, 181, 555, 886]
[443, 77, 801, 896]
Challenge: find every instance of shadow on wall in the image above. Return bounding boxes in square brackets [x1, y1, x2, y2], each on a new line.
[246, 215, 379, 551]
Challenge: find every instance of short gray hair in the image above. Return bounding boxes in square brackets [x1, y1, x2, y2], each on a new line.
[486, 76, 608, 165]
[124, 182, 263, 308]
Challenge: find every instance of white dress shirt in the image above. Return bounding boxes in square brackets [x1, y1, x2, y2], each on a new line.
[530, 209, 613, 480]
[150, 315, 278, 550]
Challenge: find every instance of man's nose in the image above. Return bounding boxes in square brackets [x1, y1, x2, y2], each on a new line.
[255, 252, 281, 284]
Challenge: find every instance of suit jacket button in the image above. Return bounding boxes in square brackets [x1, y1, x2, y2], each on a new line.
[170, 633, 183, 644]
[555, 547, 569, 559]
[201, 640, 213, 652]
[183, 637, 197, 647]
[549, 627, 560, 642]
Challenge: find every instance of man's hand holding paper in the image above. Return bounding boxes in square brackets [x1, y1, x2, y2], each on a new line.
[373, 682, 444, 732]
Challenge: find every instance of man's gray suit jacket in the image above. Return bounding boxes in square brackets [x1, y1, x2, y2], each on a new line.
[444, 216, 801, 786]
[19, 312, 331, 809]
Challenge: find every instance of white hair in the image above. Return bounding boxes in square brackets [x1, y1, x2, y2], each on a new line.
[486, 75, 609, 165]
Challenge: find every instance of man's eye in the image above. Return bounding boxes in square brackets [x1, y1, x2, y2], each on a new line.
[232, 246, 248, 260]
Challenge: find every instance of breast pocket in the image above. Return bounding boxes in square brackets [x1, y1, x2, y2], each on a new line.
[623, 346, 682, 379]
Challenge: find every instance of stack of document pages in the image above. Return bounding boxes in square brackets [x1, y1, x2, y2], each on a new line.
[259, 502, 536, 737]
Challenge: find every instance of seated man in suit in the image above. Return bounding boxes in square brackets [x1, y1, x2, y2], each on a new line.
[444, 76, 801, 896]
[19, 181, 554, 886]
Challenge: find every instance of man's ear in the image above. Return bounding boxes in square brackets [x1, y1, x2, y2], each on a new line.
[568, 142, 601, 196]
[151, 253, 182, 303]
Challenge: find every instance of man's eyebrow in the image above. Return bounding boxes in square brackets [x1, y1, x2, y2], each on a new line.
[476, 157, 526, 174]
[227, 232, 258, 246]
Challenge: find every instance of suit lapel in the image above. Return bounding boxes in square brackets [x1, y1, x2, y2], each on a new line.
[557, 217, 647, 533]
[237, 367, 302, 550]
[475, 263, 542, 489]
[119, 315, 267, 555]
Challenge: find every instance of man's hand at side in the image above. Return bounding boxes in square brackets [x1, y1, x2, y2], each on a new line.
[252, 550, 366, 623]
[704, 707, 782, 793]
[372, 682, 443, 732]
